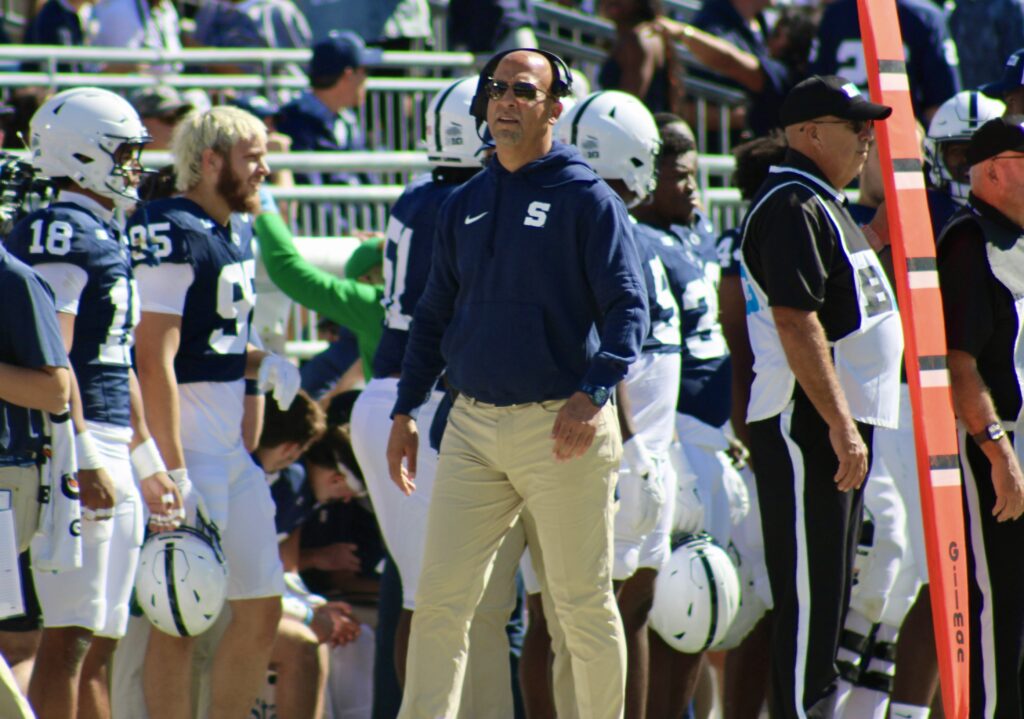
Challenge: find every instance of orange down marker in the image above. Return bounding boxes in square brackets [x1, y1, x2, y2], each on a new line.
[857, 0, 970, 716]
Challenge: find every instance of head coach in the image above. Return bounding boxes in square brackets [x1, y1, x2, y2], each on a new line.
[739, 75, 904, 718]
[386, 49, 650, 719]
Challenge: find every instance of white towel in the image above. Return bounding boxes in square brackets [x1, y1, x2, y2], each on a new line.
[31, 411, 82, 573]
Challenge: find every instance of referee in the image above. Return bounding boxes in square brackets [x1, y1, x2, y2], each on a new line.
[938, 115, 1024, 718]
[387, 49, 649, 719]
[739, 75, 904, 718]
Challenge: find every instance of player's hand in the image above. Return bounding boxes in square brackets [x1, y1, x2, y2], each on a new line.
[257, 354, 301, 411]
[140, 471, 185, 532]
[619, 438, 664, 536]
[669, 443, 704, 534]
[829, 419, 869, 492]
[167, 468, 218, 537]
[79, 467, 116, 520]
[310, 603, 362, 647]
[310, 542, 361, 572]
[551, 392, 602, 462]
[387, 415, 419, 495]
[990, 447, 1024, 522]
[725, 436, 750, 470]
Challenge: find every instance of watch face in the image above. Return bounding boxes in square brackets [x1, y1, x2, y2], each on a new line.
[593, 387, 609, 405]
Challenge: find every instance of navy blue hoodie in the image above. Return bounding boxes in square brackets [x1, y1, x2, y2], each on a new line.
[393, 141, 649, 413]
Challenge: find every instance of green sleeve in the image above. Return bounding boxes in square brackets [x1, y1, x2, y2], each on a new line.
[254, 212, 385, 336]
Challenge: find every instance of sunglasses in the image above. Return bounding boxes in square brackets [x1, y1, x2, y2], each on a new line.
[484, 78, 551, 102]
[810, 119, 873, 134]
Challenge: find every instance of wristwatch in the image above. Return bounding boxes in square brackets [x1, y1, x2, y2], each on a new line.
[579, 383, 611, 408]
[971, 422, 1007, 446]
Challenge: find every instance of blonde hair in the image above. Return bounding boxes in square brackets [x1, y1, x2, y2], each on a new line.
[171, 105, 267, 192]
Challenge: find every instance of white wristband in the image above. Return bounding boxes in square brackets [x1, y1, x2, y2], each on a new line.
[130, 438, 167, 480]
[74, 430, 104, 470]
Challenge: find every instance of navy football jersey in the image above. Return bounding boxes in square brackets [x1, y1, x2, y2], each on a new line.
[639, 211, 732, 427]
[268, 462, 315, 539]
[128, 197, 256, 384]
[373, 173, 461, 378]
[716, 227, 743, 279]
[633, 219, 682, 353]
[0, 245, 69, 456]
[810, 0, 960, 119]
[7, 200, 137, 427]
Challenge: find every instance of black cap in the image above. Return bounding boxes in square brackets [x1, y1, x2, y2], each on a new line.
[779, 75, 892, 127]
[966, 115, 1024, 165]
[980, 49, 1024, 98]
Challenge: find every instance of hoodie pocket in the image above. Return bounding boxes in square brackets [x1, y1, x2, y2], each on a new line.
[443, 302, 561, 399]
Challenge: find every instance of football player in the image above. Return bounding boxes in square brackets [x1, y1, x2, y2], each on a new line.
[633, 114, 748, 717]
[6, 87, 183, 719]
[809, 0, 960, 123]
[131, 105, 299, 719]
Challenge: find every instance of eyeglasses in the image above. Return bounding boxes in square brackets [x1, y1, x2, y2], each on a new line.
[810, 119, 874, 134]
[484, 78, 551, 103]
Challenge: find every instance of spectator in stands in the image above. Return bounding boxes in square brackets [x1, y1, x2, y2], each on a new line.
[276, 31, 381, 185]
[447, 0, 537, 54]
[948, 0, 1024, 90]
[981, 48, 1024, 115]
[91, 0, 181, 74]
[809, 0, 960, 123]
[658, 4, 819, 136]
[129, 85, 192, 151]
[598, 0, 683, 115]
[298, 0, 430, 49]
[191, 0, 311, 50]
[22, 0, 92, 57]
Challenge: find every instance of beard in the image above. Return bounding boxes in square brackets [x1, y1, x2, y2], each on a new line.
[216, 160, 261, 214]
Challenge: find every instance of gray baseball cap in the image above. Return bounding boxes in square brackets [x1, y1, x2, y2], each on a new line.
[129, 85, 193, 119]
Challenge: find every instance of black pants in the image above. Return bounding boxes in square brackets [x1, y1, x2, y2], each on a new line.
[749, 386, 872, 719]
[961, 431, 1024, 719]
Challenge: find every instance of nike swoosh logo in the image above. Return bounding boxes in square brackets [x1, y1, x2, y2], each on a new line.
[464, 212, 488, 225]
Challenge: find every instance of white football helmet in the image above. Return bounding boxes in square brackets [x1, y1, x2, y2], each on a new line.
[711, 539, 771, 650]
[925, 90, 1005, 204]
[555, 90, 661, 206]
[649, 533, 742, 654]
[30, 87, 150, 211]
[425, 77, 488, 167]
[135, 525, 227, 637]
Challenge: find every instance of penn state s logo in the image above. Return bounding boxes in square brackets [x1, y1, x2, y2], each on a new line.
[61, 473, 80, 500]
[524, 201, 551, 228]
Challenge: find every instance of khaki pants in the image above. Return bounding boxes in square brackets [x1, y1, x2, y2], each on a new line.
[0, 465, 40, 553]
[399, 397, 626, 719]
[0, 465, 39, 719]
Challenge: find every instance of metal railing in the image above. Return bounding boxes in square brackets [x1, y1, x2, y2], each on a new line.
[134, 150, 741, 236]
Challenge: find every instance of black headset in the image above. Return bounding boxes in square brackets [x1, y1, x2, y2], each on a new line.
[469, 48, 574, 128]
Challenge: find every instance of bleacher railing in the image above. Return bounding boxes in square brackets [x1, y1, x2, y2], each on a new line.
[0, 23, 747, 154]
[130, 149, 740, 236]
